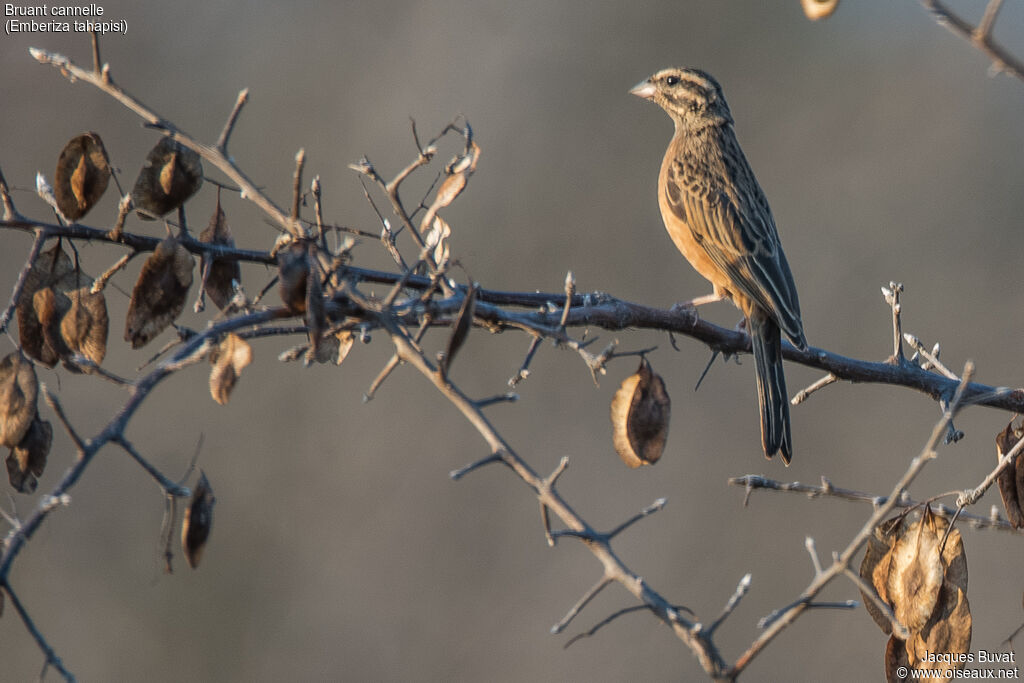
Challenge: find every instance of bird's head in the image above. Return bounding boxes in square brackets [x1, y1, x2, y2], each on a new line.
[630, 67, 733, 129]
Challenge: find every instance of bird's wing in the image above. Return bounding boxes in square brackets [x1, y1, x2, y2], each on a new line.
[664, 155, 804, 345]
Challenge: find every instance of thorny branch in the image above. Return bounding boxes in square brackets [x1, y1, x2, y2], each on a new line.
[0, 38, 1021, 682]
[919, 0, 1024, 84]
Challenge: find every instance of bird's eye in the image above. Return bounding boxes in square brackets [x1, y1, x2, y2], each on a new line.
[665, 75, 680, 86]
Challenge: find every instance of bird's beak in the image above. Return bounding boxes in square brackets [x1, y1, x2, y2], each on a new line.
[630, 80, 656, 100]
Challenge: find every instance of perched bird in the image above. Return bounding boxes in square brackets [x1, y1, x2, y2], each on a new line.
[631, 67, 807, 463]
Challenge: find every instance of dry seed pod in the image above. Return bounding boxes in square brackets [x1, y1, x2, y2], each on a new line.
[885, 634, 911, 683]
[0, 352, 38, 448]
[209, 333, 252, 405]
[17, 241, 74, 366]
[995, 420, 1024, 528]
[132, 138, 203, 220]
[303, 329, 356, 365]
[333, 329, 355, 365]
[801, 0, 840, 21]
[277, 240, 310, 313]
[610, 357, 671, 468]
[6, 416, 51, 494]
[906, 584, 972, 670]
[424, 216, 452, 267]
[124, 235, 194, 348]
[887, 507, 944, 634]
[33, 286, 73, 366]
[198, 197, 241, 310]
[182, 471, 215, 569]
[439, 283, 477, 379]
[61, 286, 109, 366]
[304, 255, 327, 358]
[860, 518, 902, 635]
[53, 132, 110, 221]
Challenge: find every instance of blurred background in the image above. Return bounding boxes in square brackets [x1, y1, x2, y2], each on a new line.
[2, 1, 1024, 680]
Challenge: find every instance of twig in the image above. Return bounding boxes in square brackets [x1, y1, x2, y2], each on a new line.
[706, 573, 751, 636]
[378, 309, 728, 676]
[919, 0, 1024, 83]
[0, 229, 46, 335]
[216, 89, 249, 153]
[791, 372, 838, 405]
[551, 576, 613, 634]
[0, 164, 23, 221]
[728, 473, 1023, 533]
[114, 438, 191, 497]
[904, 333, 958, 380]
[729, 363, 974, 677]
[883, 282, 905, 363]
[40, 385, 85, 453]
[3, 582, 75, 682]
[564, 605, 657, 649]
[30, 48, 301, 236]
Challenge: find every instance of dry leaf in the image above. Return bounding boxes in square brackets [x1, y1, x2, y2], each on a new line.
[17, 241, 74, 366]
[53, 132, 110, 221]
[439, 283, 476, 379]
[132, 138, 203, 220]
[885, 635, 911, 683]
[610, 358, 671, 468]
[124, 235, 194, 348]
[996, 420, 1024, 528]
[198, 197, 241, 310]
[6, 416, 51, 494]
[887, 507, 944, 634]
[277, 241, 309, 313]
[182, 471, 215, 569]
[61, 286, 108, 366]
[0, 352, 38, 448]
[209, 333, 252, 405]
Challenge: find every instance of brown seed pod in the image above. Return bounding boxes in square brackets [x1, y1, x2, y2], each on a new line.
[903, 521, 971, 668]
[6, 416, 51, 494]
[198, 197, 241, 310]
[995, 420, 1024, 528]
[801, 0, 840, 21]
[16, 241, 74, 367]
[131, 138, 203, 220]
[33, 286, 73, 366]
[860, 517, 902, 635]
[304, 329, 356, 365]
[887, 507, 944, 634]
[609, 357, 671, 468]
[209, 333, 252, 405]
[124, 235, 194, 348]
[0, 351, 38, 449]
[61, 285, 109, 366]
[182, 471, 215, 569]
[53, 132, 111, 221]
[884, 634, 911, 683]
[276, 240, 310, 313]
[906, 583, 972, 670]
[304, 253, 327, 358]
[439, 283, 477, 380]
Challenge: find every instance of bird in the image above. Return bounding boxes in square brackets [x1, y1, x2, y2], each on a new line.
[631, 67, 808, 463]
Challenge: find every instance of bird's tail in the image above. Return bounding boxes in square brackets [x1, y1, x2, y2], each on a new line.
[750, 310, 792, 464]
